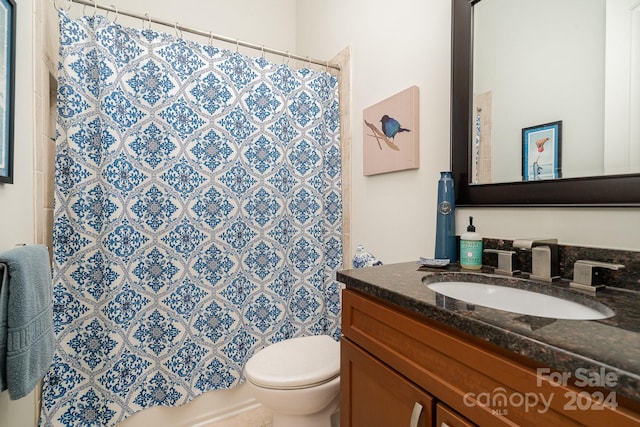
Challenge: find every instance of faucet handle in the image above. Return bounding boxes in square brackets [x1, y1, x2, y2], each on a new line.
[575, 259, 625, 270]
[512, 238, 558, 249]
[570, 260, 625, 293]
[483, 249, 520, 276]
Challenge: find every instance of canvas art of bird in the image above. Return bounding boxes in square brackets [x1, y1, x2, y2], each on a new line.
[380, 115, 411, 140]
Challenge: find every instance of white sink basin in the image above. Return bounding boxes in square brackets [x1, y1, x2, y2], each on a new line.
[427, 281, 614, 320]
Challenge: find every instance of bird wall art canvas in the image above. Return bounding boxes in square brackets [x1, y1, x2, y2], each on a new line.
[362, 86, 419, 175]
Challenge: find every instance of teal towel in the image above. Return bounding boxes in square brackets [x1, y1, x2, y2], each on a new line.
[0, 245, 54, 400]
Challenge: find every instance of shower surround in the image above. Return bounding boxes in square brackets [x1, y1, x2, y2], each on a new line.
[41, 10, 342, 426]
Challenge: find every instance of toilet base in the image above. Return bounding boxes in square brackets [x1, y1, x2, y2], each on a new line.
[246, 375, 340, 427]
[271, 394, 340, 427]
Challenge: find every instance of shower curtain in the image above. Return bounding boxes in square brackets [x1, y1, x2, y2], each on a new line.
[41, 10, 342, 426]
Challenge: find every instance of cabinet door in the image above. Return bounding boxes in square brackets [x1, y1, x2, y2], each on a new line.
[341, 338, 434, 427]
[436, 403, 476, 427]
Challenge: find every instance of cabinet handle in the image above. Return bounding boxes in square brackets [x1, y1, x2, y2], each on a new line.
[410, 402, 423, 427]
[440, 423, 451, 427]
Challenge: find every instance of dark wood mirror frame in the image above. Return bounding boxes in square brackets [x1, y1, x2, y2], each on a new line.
[451, 0, 640, 207]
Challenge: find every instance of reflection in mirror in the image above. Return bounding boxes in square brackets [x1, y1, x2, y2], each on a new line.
[470, 0, 639, 185]
[450, 0, 640, 206]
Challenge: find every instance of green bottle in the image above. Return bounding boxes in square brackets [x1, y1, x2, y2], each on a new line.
[460, 216, 482, 270]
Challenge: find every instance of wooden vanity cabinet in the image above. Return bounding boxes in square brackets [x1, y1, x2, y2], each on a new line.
[342, 338, 434, 426]
[340, 289, 640, 427]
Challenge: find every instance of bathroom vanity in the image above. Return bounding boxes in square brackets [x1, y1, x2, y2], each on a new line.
[337, 262, 640, 426]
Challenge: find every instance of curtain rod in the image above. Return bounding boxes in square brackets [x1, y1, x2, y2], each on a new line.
[55, 0, 341, 71]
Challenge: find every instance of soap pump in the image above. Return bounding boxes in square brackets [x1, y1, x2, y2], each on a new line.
[460, 216, 482, 270]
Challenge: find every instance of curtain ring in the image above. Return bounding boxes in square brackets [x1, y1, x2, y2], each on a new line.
[92, 0, 98, 16]
[175, 22, 183, 38]
[306, 56, 311, 68]
[54, 0, 71, 12]
[208, 30, 213, 46]
[286, 51, 291, 65]
[108, 4, 118, 22]
[142, 13, 152, 31]
[235, 38, 239, 52]
[261, 45, 265, 59]
[325, 60, 329, 73]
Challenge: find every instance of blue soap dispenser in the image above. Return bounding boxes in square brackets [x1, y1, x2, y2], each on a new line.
[460, 216, 482, 270]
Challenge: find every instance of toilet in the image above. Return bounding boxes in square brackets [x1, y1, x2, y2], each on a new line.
[244, 335, 341, 427]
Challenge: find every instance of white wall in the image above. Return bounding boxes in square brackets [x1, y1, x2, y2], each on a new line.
[85, 0, 298, 61]
[296, 0, 640, 263]
[297, 0, 453, 263]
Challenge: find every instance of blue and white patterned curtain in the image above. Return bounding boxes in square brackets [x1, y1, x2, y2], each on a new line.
[40, 10, 342, 426]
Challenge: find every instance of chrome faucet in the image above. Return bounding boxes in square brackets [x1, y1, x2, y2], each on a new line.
[512, 238, 559, 282]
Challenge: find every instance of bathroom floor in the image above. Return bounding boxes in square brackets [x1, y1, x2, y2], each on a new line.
[205, 406, 273, 427]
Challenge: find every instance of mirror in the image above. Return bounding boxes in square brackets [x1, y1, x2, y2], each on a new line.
[451, 0, 640, 206]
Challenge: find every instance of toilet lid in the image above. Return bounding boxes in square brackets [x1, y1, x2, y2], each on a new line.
[245, 335, 340, 389]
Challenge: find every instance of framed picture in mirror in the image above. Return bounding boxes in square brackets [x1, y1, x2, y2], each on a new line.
[522, 120, 562, 181]
[0, 0, 15, 184]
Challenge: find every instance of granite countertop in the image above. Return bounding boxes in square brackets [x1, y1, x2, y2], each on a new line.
[337, 262, 640, 404]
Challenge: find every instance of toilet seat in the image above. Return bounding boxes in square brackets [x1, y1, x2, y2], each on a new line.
[245, 335, 340, 390]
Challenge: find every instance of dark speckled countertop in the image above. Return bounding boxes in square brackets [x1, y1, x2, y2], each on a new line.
[337, 262, 640, 404]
